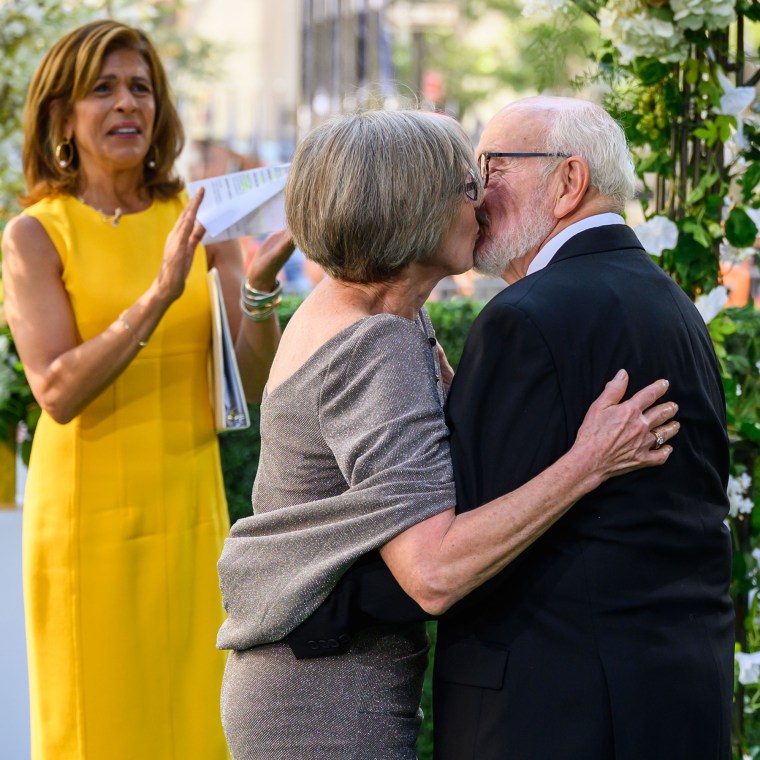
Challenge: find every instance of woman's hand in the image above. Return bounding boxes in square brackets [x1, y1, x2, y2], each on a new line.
[573, 369, 678, 484]
[154, 189, 206, 305]
[245, 229, 296, 292]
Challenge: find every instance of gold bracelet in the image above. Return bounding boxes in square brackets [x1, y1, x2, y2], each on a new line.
[239, 294, 282, 322]
[119, 312, 148, 347]
[241, 278, 283, 309]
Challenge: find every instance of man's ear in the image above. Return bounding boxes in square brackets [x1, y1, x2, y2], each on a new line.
[553, 156, 590, 219]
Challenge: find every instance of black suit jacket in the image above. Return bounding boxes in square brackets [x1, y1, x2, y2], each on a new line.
[433, 225, 734, 760]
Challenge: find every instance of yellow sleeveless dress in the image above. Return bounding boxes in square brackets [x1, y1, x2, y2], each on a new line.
[22, 195, 231, 760]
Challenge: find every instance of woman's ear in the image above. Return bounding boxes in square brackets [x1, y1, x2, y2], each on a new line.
[48, 98, 73, 139]
[552, 156, 590, 219]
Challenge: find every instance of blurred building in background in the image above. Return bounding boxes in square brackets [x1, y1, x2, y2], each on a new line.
[298, 1, 472, 130]
[178, 0, 474, 178]
[175, 0, 502, 298]
[178, 0, 301, 178]
[299, 0, 397, 132]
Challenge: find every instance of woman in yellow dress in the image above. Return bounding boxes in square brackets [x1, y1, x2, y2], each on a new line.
[1, 20, 294, 759]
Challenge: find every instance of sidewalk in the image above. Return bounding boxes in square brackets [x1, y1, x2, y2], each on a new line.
[0, 508, 30, 759]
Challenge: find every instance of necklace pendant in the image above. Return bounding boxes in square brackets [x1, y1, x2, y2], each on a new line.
[77, 196, 123, 226]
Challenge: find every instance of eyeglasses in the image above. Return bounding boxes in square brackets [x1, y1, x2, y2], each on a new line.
[462, 170, 482, 203]
[478, 151, 571, 188]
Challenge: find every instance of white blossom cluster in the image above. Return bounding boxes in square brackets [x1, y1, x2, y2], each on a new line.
[634, 215, 679, 257]
[736, 650, 760, 685]
[598, 0, 688, 63]
[693, 285, 728, 324]
[521, 0, 573, 17]
[670, 0, 736, 31]
[597, 0, 736, 63]
[728, 472, 755, 518]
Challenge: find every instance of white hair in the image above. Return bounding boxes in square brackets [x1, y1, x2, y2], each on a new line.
[538, 100, 636, 211]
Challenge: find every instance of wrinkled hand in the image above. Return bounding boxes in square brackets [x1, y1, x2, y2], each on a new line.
[155, 189, 206, 304]
[246, 229, 296, 292]
[575, 369, 679, 482]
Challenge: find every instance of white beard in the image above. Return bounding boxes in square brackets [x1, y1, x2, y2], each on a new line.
[474, 190, 555, 278]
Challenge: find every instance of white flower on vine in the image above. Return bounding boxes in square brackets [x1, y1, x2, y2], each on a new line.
[693, 286, 727, 324]
[634, 215, 678, 256]
[736, 651, 760, 685]
[727, 121, 748, 155]
[599, 0, 688, 63]
[715, 69, 756, 153]
[671, 0, 736, 31]
[521, 0, 571, 16]
[717, 70, 756, 118]
[5, 19, 27, 38]
[728, 473, 754, 517]
[742, 206, 760, 233]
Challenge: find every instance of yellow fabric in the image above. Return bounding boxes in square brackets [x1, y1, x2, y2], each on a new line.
[22, 195, 231, 760]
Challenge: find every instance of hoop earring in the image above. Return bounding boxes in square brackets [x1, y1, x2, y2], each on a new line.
[55, 137, 74, 169]
[146, 145, 159, 170]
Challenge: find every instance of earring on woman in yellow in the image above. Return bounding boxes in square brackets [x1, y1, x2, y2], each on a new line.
[146, 145, 159, 170]
[55, 136, 74, 168]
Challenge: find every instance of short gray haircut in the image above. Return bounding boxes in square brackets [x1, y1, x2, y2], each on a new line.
[537, 100, 636, 211]
[285, 110, 478, 283]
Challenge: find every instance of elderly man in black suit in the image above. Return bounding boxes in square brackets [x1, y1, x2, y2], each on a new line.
[432, 96, 734, 760]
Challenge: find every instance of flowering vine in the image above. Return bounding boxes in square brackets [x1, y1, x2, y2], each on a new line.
[519, 0, 759, 752]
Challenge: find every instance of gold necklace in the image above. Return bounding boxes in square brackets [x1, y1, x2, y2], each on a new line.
[77, 196, 123, 227]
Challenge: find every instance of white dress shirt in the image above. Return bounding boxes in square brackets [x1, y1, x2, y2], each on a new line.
[526, 213, 626, 276]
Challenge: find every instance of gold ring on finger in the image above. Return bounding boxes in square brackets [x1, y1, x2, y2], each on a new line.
[653, 430, 665, 450]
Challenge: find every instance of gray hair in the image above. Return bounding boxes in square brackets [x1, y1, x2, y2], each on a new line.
[537, 100, 636, 211]
[285, 110, 478, 283]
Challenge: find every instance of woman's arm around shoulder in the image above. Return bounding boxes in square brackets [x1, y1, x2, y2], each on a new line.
[379, 370, 679, 615]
